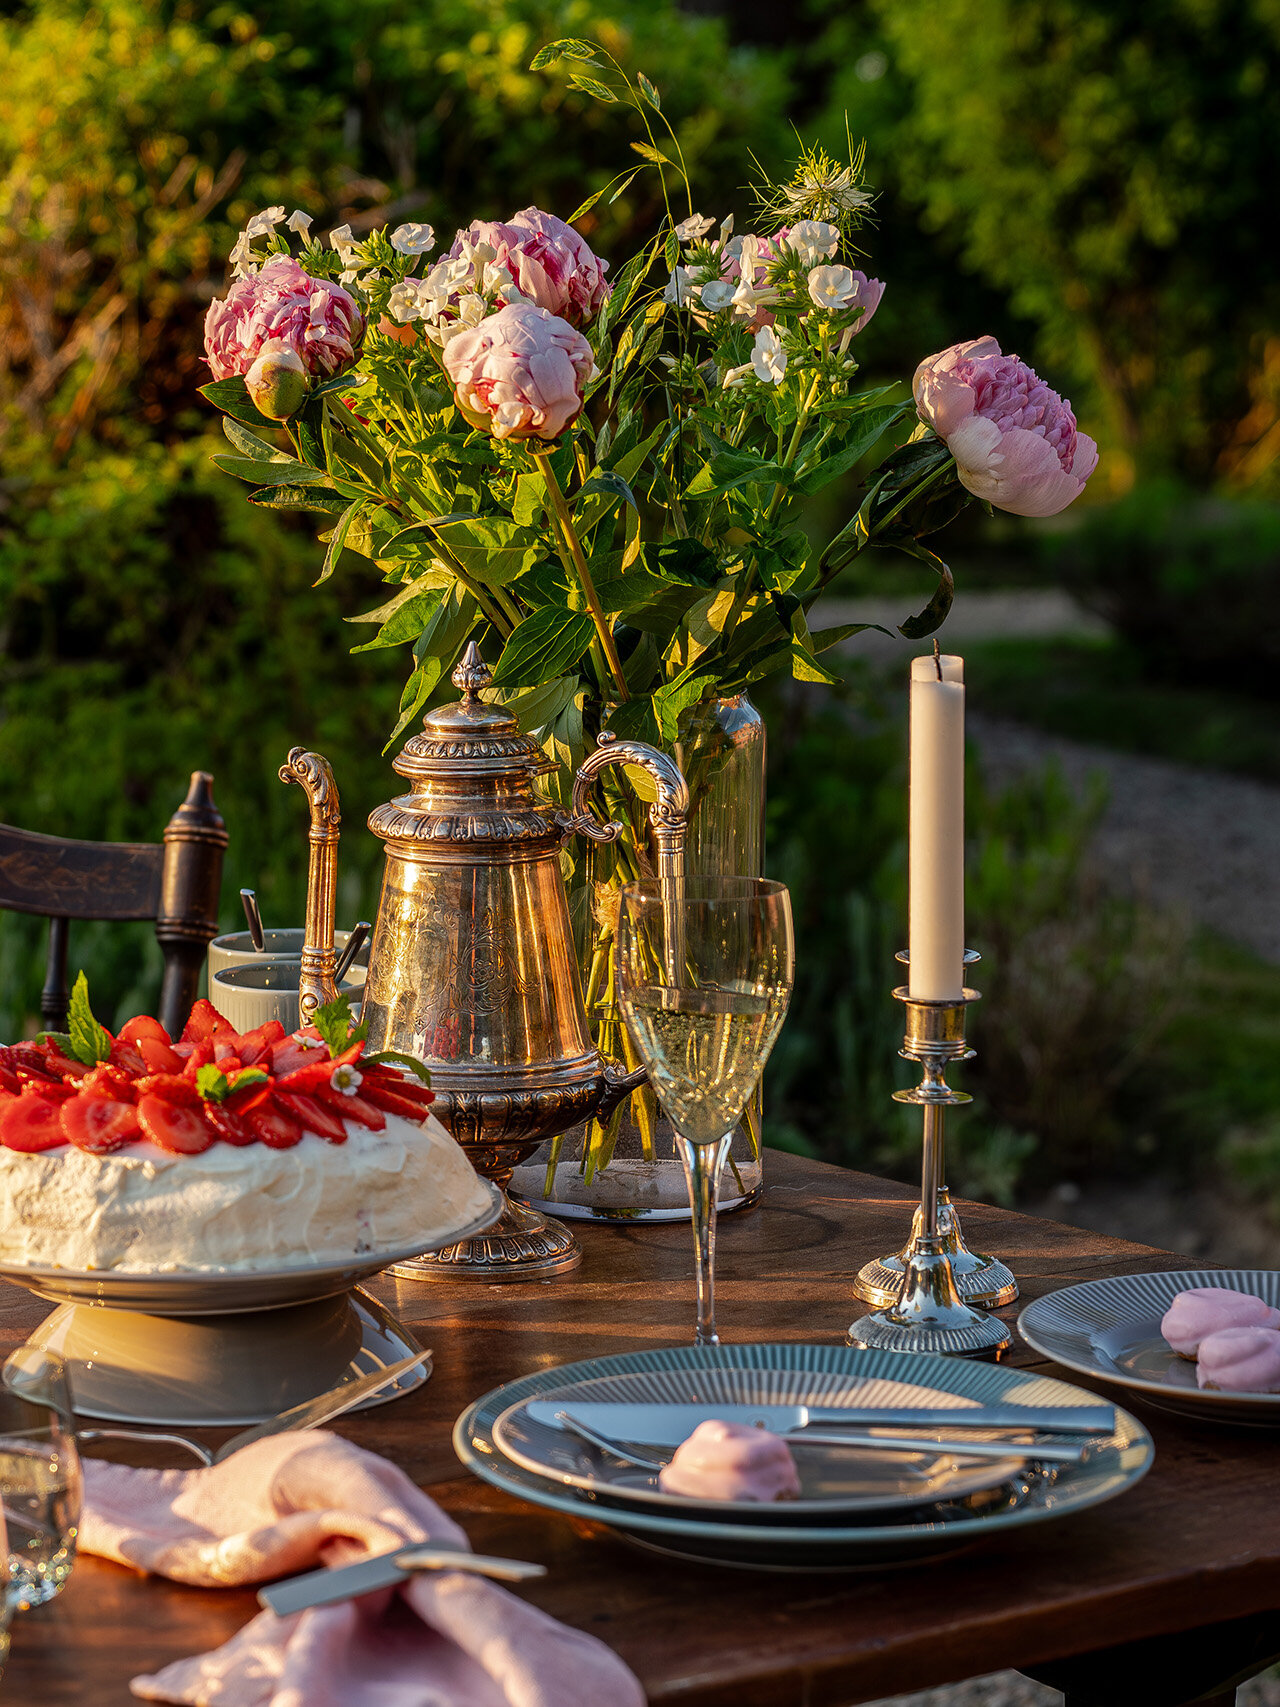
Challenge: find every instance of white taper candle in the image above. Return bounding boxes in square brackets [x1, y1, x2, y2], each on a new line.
[908, 652, 965, 1001]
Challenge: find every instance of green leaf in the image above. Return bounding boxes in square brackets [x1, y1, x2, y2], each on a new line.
[247, 486, 349, 515]
[315, 498, 364, 585]
[34, 1031, 73, 1054]
[221, 416, 288, 462]
[653, 672, 711, 742]
[608, 170, 641, 205]
[347, 574, 444, 628]
[808, 621, 890, 651]
[227, 1067, 270, 1097]
[362, 1049, 432, 1085]
[685, 450, 790, 500]
[312, 992, 361, 1057]
[792, 403, 911, 495]
[789, 642, 840, 685]
[578, 469, 638, 512]
[630, 142, 671, 166]
[663, 228, 680, 271]
[897, 549, 956, 640]
[389, 661, 437, 747]
[199, 377, 275, 429]
[350, 588, 442, 653]
[512, 472, 547, 528]
[644, 538, 720, 587]
[67, 972, 111, 1066]
[596, 246, 655, 340]
[637, 72, 661, 110]
[559, 38, 600, 59]
[489, 673, 580, 734]
[212, 455, 334, 488]
[491, 606, 596, 688]
[602, 696, 661, 747]
[195, 1064, 230, 1102]
[433, 515, 544, 585]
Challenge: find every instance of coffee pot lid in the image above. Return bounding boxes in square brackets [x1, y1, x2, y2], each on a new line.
[391, 643, 547, 781]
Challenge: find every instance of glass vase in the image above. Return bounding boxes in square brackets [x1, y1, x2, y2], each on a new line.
[511, 693, 767, 1222]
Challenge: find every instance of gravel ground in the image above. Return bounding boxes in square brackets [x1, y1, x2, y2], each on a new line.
[967, 712, 1280, 966]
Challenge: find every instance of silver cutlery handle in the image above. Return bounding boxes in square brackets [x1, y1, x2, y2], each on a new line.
[394, 1547, 547, 1582]
[791, 1431, 1092, 1466]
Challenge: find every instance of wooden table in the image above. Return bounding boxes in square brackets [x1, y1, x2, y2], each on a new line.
[5, 1152, 1280, 1706]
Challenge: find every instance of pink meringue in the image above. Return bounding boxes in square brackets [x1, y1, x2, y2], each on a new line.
[658, 1420, 801, 1503]
[1195, 1326, 1280, 1392]
[1161, 1287, 1280, 1358]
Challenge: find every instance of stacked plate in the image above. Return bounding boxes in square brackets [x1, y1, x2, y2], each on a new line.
[454, 1343, 1153, 1570]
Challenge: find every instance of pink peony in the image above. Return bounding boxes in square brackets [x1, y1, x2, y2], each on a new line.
[445, 207, 610, 326]
[843, 269, 884, 334]
[203, 256, 364, 383]
[441, 302, 595, 441]
[913, 336, 1097, 517]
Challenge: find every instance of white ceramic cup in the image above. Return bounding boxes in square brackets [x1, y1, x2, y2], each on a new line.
[207, 929, 368, 986]
[210, 962, 363, 1035]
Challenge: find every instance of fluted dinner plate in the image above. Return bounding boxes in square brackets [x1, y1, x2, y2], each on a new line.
[456, 1344, 1152, 1570]
[1019, 1269, 1280, 1425]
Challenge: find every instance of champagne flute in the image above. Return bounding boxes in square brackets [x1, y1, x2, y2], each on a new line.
[1, 1348, 82, 1610]
[617, 877, 794, 1345]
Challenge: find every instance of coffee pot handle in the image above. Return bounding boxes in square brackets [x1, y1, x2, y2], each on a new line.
[279, 747, 341, 1024]
[559, 733, 690, 884]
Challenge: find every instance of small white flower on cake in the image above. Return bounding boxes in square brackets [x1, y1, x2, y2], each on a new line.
[331, 1064, 364, 1096]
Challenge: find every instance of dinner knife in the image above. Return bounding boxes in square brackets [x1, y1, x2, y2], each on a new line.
[530, 1399, 1115, 1445]
[214, 1351, 432, 1463]
[259, 1543, 547, 1616]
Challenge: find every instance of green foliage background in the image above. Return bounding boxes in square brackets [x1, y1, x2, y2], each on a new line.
[2, 0, 1278, 1184]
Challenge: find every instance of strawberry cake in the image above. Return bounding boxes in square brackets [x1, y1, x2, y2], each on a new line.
[0, 1000, 490, 1274]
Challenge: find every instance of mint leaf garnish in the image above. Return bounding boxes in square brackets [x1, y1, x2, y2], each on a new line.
[363, 1049, 431, 1085]
[35, 1030, 75, 1055]
[312, 991, 365, 1057]
[227, 1067, 269, 1098]
[195, 1064, 230, 1102]
[67, 972, 112, 1066]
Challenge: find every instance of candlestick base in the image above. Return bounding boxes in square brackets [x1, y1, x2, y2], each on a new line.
[847, 1238, 1012, 1359]
[854, 1190, 1019, 1310]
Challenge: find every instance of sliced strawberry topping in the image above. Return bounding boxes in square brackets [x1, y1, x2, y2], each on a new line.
[80, 1064, 138, 1100]
[273, 1090, 348, 1143]
[269, 1035, 330, 1079]
[204, 1102, 256, 1146]
[61, 1095, 141, 1153]
[360, 1080, 432, 1124]
[1, 1094, 68, 1151]
[9, 1043, 60, 1085]
[42, 1044, 92, 1080]
[137, 1093, 214, 1154]
[138, 1035, 184, 1075]
[212, 1037, 241, 1064]
[0, 1056, 20, 1096]
[363, 1066, 434, 1105]
[118, 1015, 172, 1050]
[236, 1021, 286, 1067]
[244, 1103, 304, 1149]
[180, 999, 235, 1044]
[135, 1072, 199, 1104]
[314, 1085, 385, 1130]
[109, 1041, 147, 1077]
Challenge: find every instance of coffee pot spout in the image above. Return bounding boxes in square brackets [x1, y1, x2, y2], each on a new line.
[279, 747, 341, 1023]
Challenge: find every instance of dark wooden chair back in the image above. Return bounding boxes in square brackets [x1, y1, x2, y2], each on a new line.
[0, 771, 228, 1039]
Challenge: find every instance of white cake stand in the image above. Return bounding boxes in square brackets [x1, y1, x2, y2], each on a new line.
[0, 1183, 502, 1426]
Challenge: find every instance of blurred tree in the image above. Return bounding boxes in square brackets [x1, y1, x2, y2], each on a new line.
[809, 0, 1280, 490]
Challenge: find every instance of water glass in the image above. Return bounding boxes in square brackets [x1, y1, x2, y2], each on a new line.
[1, 1349, 82, 1610]
[617, 877, 794, 1345]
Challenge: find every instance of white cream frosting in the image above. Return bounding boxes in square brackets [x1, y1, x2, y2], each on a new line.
[0, 1111, 491, 1274]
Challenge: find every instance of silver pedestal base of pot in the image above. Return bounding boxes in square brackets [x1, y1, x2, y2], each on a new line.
[390, 1192, 582, 1282]
[847, 1240, 1012, 1359]
[855, 1189, 1019, 1310]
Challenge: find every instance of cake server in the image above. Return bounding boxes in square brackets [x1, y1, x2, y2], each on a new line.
[214, 1351, 432, 1463]
[259, 1542, 547, 1616]
[240, 888, 266, 951]
[333, 920, 371, 984]
[531, 1399, 1115, 1446]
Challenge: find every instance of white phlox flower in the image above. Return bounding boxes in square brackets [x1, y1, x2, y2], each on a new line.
[699, 279, 737, 313]
[721, 362, 753, 389]
[719, 214, 734, 244]
[784, 220, 840, 265]
[807, 264, 857, 310]
[228, 230, 258, 279]
[387, 279, 430, 323]
[286, 209, 314, 235]
[456, 293, 487, 327]
[244, 206, 285, 238]
[390, 222, 435, 255]
[339, 268, 358, 286]
[751, 325, 787, 384]
[329, 223, 359, 265]
[674, 213, 715, 242]
[663, 266, 695, 307]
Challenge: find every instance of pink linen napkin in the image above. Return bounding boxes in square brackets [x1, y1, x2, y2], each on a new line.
[81, 1428, 646, 1707]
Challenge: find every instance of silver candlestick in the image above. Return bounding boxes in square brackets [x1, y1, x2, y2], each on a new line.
[847, 955, 1012, 1358]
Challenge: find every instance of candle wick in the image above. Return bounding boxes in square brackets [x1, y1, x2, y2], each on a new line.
[933, 638, 943, 682]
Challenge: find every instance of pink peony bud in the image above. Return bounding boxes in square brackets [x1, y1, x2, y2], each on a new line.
[203, 256, 364, 384]
[441, 302, 594, 441]
[445, 208, 611, 326]
[243, 339, 309, 420]
[913, 336, 1098, 517]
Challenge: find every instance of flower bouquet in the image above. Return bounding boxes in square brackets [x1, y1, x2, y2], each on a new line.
[199, 37, 1096, 1211]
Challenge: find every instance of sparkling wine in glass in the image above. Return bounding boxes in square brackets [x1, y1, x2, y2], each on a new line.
[2, 1349, 82, 1611]
[617, 877, 794, 1345]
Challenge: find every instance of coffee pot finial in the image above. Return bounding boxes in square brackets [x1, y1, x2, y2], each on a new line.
[452, 642, 491, 704]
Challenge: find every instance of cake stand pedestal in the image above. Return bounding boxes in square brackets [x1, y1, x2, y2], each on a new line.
[1, 1183, 502, 1426]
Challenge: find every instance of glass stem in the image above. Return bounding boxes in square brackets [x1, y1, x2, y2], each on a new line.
[675, 1131, 732, 1346]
